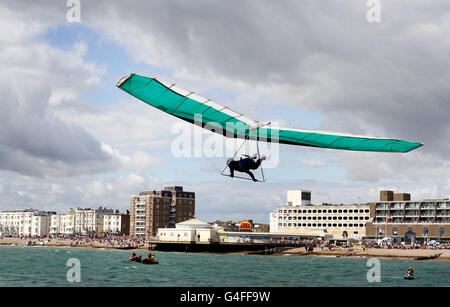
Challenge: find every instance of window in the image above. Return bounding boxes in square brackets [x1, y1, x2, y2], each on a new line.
[440, 228, 445, 236]
[424, 227, 428, 236]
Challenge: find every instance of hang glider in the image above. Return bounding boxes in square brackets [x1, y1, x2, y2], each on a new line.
[116, 73, 423, 153]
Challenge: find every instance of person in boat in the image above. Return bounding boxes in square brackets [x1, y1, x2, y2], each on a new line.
[407, 266, 414, 276]
[227, 153, 266, 182]
[143, 252, 158, 264]
[128, 252, 138, 262]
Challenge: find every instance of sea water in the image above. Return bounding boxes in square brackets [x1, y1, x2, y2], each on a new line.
[0, 246, 449, 287]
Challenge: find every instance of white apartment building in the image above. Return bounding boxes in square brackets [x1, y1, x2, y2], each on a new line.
[73, 207, 113, 234]
[50, 207, 114, 235]
[0, 209, 55, 237]
[50, 213, 75, 235]
[103, 214, 121, 234]
[103, 212, 130, 235]
[270, 190, 371, 240]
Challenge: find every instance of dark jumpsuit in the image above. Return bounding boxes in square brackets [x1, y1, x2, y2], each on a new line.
[228, 157, 262, 181]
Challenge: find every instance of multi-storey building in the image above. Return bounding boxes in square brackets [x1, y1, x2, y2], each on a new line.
[130, 186, 195, 238]
[0, 209, 55, 237]
[72, 207, 113, 234]
[365, 190, 450, 240]
[50, 212, 75, 235]
[103, 211, 130, 235]
[270, 190, 370, 239]
[50, 207, 122, 236]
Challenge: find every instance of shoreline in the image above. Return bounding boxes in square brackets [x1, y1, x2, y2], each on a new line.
[0, 237, 147, 252]
[279, 247, 450, 261]
[2, 238, 450, 261]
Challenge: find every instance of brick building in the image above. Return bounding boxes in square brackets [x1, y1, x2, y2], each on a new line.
[130, 186, 195, 238]
[365, 190, 450, 241]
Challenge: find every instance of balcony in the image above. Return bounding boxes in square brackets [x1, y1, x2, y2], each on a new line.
[390, 204, 405, 209]
[421, 203, 436, 209]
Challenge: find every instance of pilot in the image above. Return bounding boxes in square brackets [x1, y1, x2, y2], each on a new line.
[227, 153, 266, 182]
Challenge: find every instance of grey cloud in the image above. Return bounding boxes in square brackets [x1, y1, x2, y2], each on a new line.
[71, 0, 450, 159]
[0, 5, 119, 177]
[5, 0, 450, 183]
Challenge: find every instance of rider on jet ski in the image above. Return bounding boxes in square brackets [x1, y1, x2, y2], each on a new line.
[407, 266, 414, 277]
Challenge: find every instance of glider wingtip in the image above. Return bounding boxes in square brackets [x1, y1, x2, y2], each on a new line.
[116, 73, 134, 88]
[404, 142, 424, 153]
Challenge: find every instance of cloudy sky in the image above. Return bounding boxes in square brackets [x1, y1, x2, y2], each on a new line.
[1, 0, 450, 223]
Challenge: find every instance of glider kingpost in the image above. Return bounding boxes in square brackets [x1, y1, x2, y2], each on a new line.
[116, 73, 423, 153]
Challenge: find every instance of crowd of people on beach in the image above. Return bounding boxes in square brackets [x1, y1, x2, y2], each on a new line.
[6, 234, 146, 249]
[369, 240, 450, 250]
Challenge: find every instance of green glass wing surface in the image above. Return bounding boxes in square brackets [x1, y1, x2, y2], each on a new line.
[117, 73, 423, 153]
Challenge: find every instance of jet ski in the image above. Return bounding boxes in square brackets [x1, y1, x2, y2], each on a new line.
[404, 273, 415, 280]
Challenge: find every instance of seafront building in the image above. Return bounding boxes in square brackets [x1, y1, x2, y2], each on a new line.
[103, 210, 130, 235]
[50, 212, 74, 235]
[0, 209, 55, 237]
[49, 207, 130, 236]
[270, 189, 450, 242]
[130, 186, 195, 238]
[365, 190, 450, 241]
[157, 219, 218, 243]
[156, 219, 283, 245]
[270, 190, 370, 240]
[73, 207, 113, 234]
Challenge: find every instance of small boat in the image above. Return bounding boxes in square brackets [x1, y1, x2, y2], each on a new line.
[404, 274, 415, 280]
[142, 258, 159, 264]
[414, 253, 442, 260]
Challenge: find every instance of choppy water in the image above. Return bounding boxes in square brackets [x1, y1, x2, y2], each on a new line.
[0, 246, 449, 287]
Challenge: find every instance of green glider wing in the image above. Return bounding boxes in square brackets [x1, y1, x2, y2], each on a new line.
[117, 73, 423, 153]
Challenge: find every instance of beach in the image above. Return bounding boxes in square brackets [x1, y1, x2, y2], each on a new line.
[2, 236, 450, 261]
[282, 246, 450, 261]
[0, 236, 146, 250]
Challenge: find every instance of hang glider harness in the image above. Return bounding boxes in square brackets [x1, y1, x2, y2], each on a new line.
[219, 122, 271, 182]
